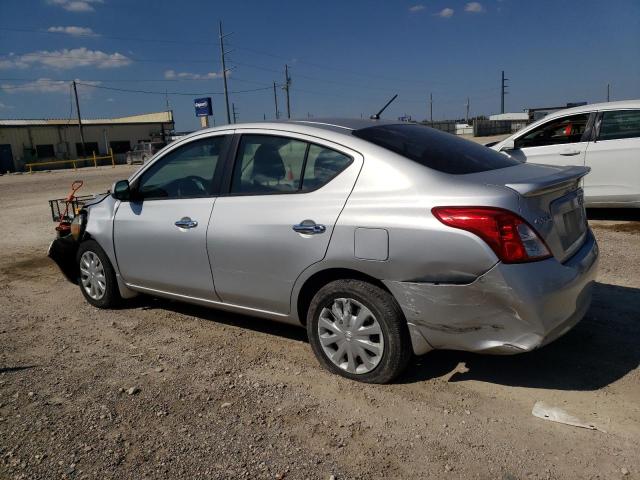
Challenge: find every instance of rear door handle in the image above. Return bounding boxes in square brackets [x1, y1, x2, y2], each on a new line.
[175, 217, 198, 229]
[560, 149, 581, 156]
[292, 220, 326, 235]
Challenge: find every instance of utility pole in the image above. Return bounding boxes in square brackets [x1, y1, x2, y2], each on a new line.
[429, 93, 433, 123]
[72, 80, 86, 157]
[284, 64, 291, 119]
[232, 103, 238, 123]
[607, 83, 611, 102]
[466, 97, 470, 124]
[219, 21, 232, 125]
[273, 81, 279, 119]
[501, 70, 509, 114]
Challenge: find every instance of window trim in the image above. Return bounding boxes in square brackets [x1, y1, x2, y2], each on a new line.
[130, 133, 233, 202]
[594, 109, 640, 143]
[514, 112, 595, 149]
[220, 132, 354, 197]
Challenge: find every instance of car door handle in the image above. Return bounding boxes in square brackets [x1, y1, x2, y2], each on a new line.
[174, 217, 198, 229]
[560, 149, 581, 156]
[292, 221, 326, 235]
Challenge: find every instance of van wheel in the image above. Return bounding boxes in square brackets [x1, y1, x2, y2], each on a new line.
[306, 279, 412, 384]
[76, 240, 121, 309]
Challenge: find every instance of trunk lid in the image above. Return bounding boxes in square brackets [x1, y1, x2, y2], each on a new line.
[465, 163, 590, 263]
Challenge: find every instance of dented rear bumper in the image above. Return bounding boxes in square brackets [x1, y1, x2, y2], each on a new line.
[386, 230, 599, 355]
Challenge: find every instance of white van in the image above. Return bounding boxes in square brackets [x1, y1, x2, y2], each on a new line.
[492, 100, 640, 208]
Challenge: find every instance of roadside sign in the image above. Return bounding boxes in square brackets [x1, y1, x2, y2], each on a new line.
[194, 97, 213, 117]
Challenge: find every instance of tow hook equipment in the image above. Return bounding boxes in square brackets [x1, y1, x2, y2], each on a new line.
[49, 180, 87, 236]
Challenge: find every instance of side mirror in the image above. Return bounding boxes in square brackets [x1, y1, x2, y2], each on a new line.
[111, 180, 131, 201]
[499, 139, 516, 152]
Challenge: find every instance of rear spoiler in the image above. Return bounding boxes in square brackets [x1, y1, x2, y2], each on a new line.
[505, 166, 590, 197]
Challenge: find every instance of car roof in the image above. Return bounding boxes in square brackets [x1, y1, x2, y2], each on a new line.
[541, 99, 640, 120]
[180, 118, 401, 142]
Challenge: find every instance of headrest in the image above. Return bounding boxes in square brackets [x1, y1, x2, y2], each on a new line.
[253, 144, 285, 181]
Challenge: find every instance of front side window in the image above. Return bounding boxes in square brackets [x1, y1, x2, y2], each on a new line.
[598, 110, 640, 141]
[230, 135, 351, 194]
[516, 113, 590, 148]
[136, 136, 227, 200]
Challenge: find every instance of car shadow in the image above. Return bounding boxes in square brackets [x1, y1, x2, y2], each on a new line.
[125, 282, 639, 391]
[399, 282, 640, 390]
[129, 295, 309, 344]
[587, 208, 640, 221]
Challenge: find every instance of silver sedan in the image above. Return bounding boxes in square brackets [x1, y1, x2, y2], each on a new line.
[49, 119, 599, 383]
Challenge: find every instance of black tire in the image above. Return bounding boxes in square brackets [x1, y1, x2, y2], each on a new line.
[76, 239, 122, 309]
[306, 279, 412, 384]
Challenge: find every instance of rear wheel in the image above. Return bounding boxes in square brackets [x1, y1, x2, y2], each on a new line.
[306, 279, 412, 384]
[76, 240, 121, 309]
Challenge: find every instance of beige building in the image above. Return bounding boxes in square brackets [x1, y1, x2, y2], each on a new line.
[0, 111, 174, 172]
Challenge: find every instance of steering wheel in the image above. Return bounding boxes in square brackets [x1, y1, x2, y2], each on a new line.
[177, 175, 208, 197]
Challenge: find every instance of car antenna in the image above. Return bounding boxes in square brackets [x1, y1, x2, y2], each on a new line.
[370, 94, 398, 120]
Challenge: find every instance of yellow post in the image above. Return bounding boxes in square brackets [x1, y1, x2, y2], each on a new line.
[72, 160, 77, 171]
[110, 147, 115, 168]
[28, 164, 33, 174]
[93, 151, 97, 168]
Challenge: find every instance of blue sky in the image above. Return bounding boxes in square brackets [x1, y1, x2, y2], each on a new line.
[0, 0, 639, 130]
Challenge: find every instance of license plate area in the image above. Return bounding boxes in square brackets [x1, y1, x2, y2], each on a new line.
[551, 189, 587, 251]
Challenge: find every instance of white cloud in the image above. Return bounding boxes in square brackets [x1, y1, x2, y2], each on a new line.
[0, 101, 14, 109]
[0, 78, 101, 94]
[436, 7, 454, 18]
[164, 69, 224, 80]
[408, 4, 425, 12]
[465, 2, 484, 13]
[0, 48, 131, 70]
[46, 0, 103, 12]
[47, 26, 98, 37]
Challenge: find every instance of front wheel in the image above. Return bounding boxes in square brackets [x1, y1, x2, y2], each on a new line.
[76, 240, 122, 309]
[306, 279, 412, 384]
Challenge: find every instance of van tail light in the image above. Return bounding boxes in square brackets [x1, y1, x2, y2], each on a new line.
[432, 207, 551, 263]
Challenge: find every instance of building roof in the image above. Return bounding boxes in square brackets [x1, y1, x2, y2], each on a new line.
[489, 113, 530, 121]
[0, 111, 174, 126]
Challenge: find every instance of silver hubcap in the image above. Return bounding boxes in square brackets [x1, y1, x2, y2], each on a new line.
[79, 251, 106, 300]
[318, 298, 384, 375]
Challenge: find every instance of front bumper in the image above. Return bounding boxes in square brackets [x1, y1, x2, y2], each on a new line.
[385, 230, 599, 355]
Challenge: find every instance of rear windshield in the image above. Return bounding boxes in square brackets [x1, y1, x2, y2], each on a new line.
[353, 124, 520, 174]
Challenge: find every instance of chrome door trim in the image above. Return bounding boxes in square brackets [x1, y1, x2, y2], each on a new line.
[125, 282, 293, 320]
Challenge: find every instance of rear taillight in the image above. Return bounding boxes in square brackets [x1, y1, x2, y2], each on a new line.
[432, 207, 551, 263]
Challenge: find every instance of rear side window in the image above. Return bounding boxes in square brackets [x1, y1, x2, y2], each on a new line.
[230, 135, 352, 194]
[598, 110, 640, 140]
[353, 124, 519, 174]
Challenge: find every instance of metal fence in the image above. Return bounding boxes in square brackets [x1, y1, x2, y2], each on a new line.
[421, 121, 458, 134]
[473, 120, 529, 137]
[25, 149, 115, 173]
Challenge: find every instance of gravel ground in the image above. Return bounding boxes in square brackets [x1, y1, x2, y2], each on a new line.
[1, 166, 639, 480]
